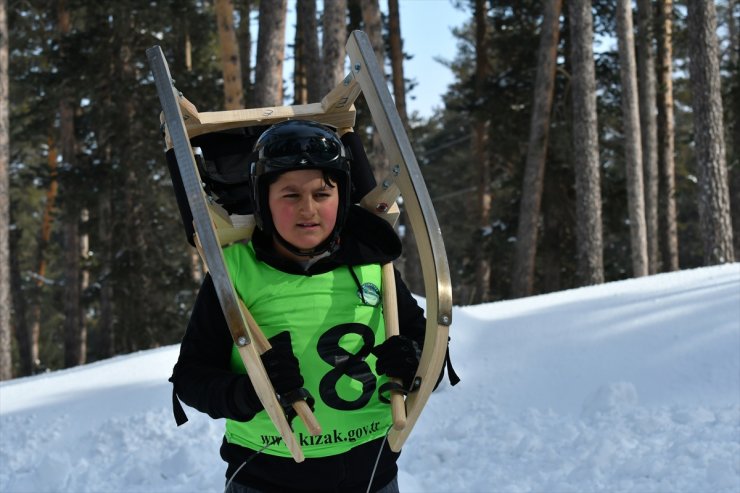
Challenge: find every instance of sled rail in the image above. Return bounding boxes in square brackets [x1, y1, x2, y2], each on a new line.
[345, 31, 452, 451]
[147, 46, 319, 463]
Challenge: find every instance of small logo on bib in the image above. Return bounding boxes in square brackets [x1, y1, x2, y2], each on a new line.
[357, 283, 381, 306]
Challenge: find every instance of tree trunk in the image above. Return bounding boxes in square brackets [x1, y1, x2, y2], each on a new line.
[360, 0, 388, 182]
[388, 0, 407, 125]
[294, 0, 321, 104]
[727, 0, 740, 256]
[297, 0, 321, 103]
[568, 0, 604, 286]
[94, 43, 118, 359]
[473, 0, 491, 302]
[185, 30, 192, 72]
[173, 1, 194, 72]
[115, 15, 151, 352]
[637, 0, 660, 274]
[320, 0, 348, 96]
[9, 227, 31, 377]
[360, 0, 384, 70]
[617, 0, 649, 278]
[253, 0, 286, 107]
[26, 133, 59, 372]
[236, 0, 253, 107]
[59, 0, 85, 368]
[0, 0, 11, 380]
[512, 0, 563, 298]
[216, 0, 244, 110]
[686, 0, 735, 264]
[541, 174, 565, 293]
[387, 0, 423, 295]
[61, 203, 83, 367]
[98, 175, 114, 358]
[294, 2, 308, 105]
[80, 206, 90, 343]
[9, 227, 27, 378]
[656, 0, 679, 271]
[728, 0, 738, 69]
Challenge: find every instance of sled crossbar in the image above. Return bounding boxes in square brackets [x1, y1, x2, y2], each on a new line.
[162, 76, 359, 149]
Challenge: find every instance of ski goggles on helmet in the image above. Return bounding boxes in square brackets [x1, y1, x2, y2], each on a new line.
[256, 134, 346, 169]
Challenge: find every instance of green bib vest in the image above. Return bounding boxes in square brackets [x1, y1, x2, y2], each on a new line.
[223, 242, 392, 458]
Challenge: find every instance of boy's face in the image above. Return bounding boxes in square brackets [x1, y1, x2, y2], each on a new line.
[268, 169, 339, 257]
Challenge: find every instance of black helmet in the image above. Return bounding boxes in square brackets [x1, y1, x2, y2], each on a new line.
[250, 120, 352, 256]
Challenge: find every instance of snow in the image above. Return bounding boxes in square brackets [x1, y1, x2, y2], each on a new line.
[2, 264, 739, 493]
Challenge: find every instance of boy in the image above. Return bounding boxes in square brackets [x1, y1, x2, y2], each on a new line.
[171, 120, 426, 493]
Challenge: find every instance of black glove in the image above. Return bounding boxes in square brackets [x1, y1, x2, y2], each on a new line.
[260, 346, 304, 396]
[371, 335, 421, 390]
[232, 332, 310, 421]
[262, 335, 315, 422]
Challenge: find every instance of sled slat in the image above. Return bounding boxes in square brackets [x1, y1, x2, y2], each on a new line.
[381, 262, 407, 431]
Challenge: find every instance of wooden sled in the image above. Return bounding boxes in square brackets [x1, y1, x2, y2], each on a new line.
[146, 29, 452, 461]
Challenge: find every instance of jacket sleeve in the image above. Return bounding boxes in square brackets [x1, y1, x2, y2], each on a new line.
[170, 274, 261, 422]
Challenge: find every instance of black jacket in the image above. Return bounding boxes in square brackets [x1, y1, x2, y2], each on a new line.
[170, 205, 426, 493]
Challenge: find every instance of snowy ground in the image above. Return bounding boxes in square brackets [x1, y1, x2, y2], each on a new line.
[1, 264, 739, 493]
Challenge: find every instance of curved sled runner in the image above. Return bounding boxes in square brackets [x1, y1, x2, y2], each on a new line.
[147, 30, 452, 461]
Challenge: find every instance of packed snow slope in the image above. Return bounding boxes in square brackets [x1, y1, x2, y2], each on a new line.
[1, 264, 739, 493]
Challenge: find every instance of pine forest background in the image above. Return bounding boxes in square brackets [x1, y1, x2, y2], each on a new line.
[0, 0, 737, 379]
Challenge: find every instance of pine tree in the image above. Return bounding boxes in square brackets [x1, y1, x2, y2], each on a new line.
[656, 0, 679, 270]
[0, 0, 11, 380]
[686, 0, 735, 263]
[254, 0, 287, 106]
[57, 0, 86, 368]
[637, 0, 660, 273]
[320, 0, 348, 96]
[472, 0, 491, 303]
[215, 0, 244, 109]
[616, 0, 649, 277]
[569, 0, 604, 285]
[512, 0, 563, 297]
